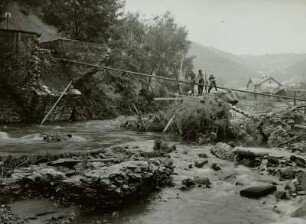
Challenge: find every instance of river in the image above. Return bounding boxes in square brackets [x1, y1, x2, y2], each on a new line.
[0, 118, 305, 224]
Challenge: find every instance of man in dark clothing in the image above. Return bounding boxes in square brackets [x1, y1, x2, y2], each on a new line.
[198, 70, 205, 95]
[208, 74, 217, 93]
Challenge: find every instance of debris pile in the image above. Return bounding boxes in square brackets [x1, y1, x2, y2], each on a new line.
[122, 96, 232, 142]
[234, 106, 306, 147]
[257, 106, 306, 147]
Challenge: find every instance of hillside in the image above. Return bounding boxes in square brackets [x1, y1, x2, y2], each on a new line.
[2, 2, 306, 89]
[189, 42, 306, 88]
[189, 42, 254, 87]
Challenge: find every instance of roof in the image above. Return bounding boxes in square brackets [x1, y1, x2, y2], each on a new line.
[0, 28, 40, 36]
[248, 76, 282, 86]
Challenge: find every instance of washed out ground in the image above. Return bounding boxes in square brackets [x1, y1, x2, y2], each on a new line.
[1, 115, 306, 224]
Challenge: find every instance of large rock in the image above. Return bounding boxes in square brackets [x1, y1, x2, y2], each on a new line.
[290, 155, 306, 168]
[210, 143, 235, 161]
[43, 132, 72, 143]
[194, 177, 211, 188]
[194, 159, 208, 168]
[240, 185, 277, 199]
[211, 163, 222, 171]
[278, 168, 295, 181]
[233, 149, 265, 168]
[181, 178, 196, 189]
[4, 159, 174, 210]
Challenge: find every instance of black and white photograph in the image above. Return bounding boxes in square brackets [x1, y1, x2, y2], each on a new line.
[0, 0, 306, 223]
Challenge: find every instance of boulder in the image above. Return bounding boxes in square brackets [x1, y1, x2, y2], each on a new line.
[240, 185, 277, 199]
[153, 139, 176, 153]
[194, 177, 211, 188]
[290, 156, 306, 168]
[194, 159, 208, 168]
[278, 168, 295, 181]
[181, 178, 196, 190]
[210, 143, 235, 161]
[211, 163, 222, 171]
[233, 149, 264, 167]
[267, 156, 280, 167]
[198, 153, 208, 158]
[43, 132, 72, 143]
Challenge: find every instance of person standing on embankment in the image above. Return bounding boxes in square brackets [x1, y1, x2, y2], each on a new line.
[198, 70, 205, 95]
[208, 74, 218, 93]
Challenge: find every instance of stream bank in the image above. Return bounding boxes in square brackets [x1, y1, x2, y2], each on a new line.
[1, 113, 306, 224]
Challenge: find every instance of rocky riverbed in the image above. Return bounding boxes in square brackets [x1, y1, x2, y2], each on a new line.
[1, 138, 306, 224]
[1, 114, 306, 224]
[0, 140, 175, 223]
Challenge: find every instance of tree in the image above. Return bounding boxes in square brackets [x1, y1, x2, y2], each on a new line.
[0, 0, 8, 15]
[144, 12, 193, 92]
[42, 0, 124, 42]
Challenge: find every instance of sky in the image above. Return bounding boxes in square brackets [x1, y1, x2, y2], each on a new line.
[125, 0, 306, 55]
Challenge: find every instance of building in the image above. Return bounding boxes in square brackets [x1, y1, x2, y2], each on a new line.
[247, 76, 282, 93]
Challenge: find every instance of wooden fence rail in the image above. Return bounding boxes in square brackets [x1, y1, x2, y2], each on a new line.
[60, 58, 306, 102]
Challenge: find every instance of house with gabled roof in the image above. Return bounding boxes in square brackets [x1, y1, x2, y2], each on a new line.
[247, 76, 282, 93]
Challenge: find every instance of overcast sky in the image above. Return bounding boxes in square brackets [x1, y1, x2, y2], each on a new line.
[125, 0, 306, 55]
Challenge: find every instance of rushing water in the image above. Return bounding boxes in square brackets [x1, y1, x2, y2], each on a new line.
[0, 118, 305, 224]
[0, 117, 176, 155]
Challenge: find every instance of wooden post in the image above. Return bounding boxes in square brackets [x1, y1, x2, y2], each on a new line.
[294, 91, 297, 106]
[163, 114, 175, 133]
[204, 73, 207, 94]
[40, 81, 73, 125]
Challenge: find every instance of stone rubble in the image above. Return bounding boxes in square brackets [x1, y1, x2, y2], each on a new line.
[0, 143, 175, 212]
[210, 142, 306, 201]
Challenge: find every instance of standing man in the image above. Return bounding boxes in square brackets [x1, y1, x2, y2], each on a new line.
[208, 74, 217, 93]
[204, 73, 208, 94]
[198, 70, 205, 95]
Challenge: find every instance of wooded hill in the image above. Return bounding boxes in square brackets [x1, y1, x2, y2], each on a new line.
[190, 42, 306, 88]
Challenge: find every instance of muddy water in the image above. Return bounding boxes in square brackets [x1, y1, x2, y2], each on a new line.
[0, 117, 178, 155]
[76, 144, 306, 224]
[0, 118, 305, 224]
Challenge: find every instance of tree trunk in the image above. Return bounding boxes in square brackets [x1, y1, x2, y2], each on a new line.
[174, 66, 181, 95]
[146, 67, 156, 91]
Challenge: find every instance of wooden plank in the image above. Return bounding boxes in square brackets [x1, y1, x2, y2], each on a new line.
[40, 80, 73, 125]
[60, 58, 306, 102]
[163, 115, 176, 133]
[294, 124, 306, 130]
[277, 133, 306, 147]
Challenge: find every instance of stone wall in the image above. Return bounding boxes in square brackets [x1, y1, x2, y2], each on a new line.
[0, 29, 82, 123]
